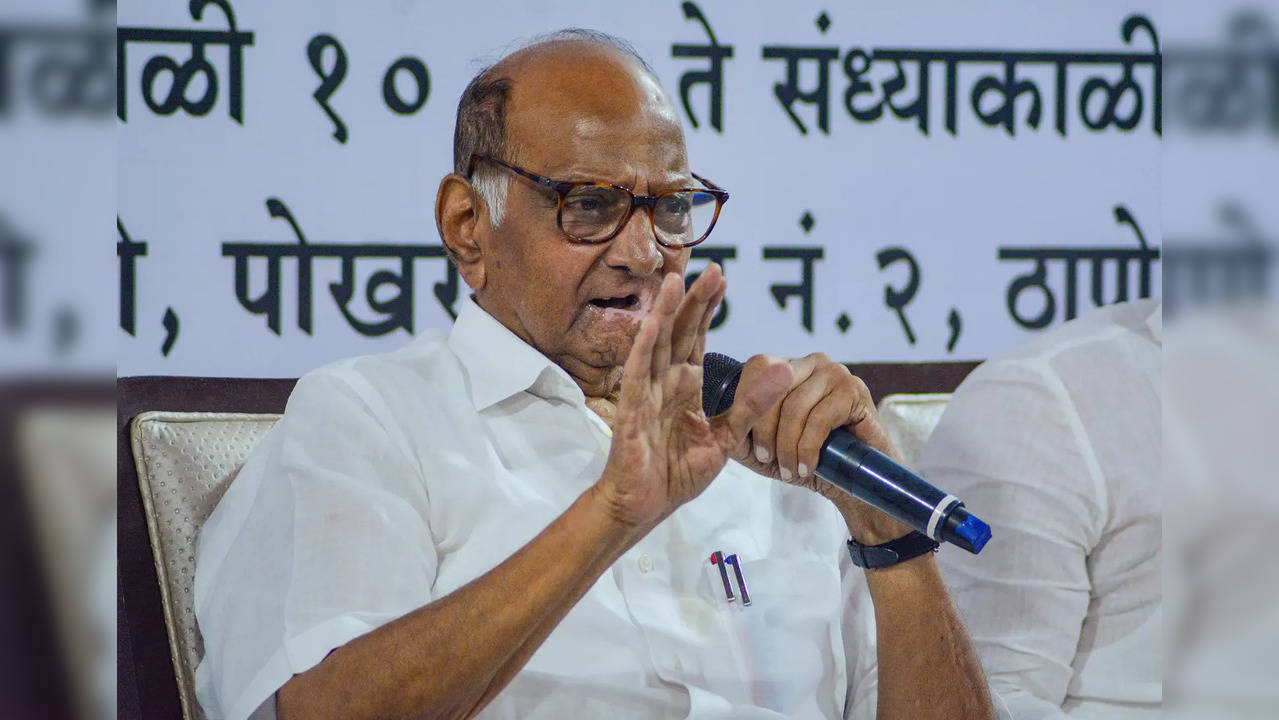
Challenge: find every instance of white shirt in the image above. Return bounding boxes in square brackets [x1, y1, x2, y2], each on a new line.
[1162, 304, 1279, 719]
[195, 296, 886, 720]
[921, 300, 1162, 720]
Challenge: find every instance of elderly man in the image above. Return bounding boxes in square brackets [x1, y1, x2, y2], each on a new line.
[194, 31, 996, 720]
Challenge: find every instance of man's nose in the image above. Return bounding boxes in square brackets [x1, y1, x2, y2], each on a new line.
[602, 206, 663, 276]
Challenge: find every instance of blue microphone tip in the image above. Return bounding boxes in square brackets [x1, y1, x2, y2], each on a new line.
[953, 514, 992, 554]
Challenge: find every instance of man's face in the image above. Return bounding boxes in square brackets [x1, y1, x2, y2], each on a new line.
[474, 48, 694, 395]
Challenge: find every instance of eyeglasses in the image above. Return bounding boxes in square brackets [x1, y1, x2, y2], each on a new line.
[466, 153, 729, 248]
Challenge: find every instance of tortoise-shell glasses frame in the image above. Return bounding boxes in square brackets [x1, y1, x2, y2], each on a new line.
[466, 153, 730, 248]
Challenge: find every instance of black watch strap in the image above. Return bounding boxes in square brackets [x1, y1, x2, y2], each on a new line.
[847, 531, 940, 569]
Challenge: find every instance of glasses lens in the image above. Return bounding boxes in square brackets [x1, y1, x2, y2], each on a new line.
[561, 186, 631, 241]
[654, 191, 719, 246]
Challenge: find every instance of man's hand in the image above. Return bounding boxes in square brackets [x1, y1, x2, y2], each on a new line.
[592, 264, 793, 530]
[722, 353, 995, 717]
[726, 353, 913, 545]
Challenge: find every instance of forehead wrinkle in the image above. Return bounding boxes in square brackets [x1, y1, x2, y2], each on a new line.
[508, 102, 688, 193]
[562, 116, 689, 182]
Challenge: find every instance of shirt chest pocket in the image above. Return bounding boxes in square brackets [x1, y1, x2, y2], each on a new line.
[697, 557, 846, 716]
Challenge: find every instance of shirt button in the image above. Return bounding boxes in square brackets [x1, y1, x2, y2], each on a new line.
[637, 554, 654, 573]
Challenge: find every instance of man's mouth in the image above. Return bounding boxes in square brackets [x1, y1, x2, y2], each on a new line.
[588, 294, 641, 311]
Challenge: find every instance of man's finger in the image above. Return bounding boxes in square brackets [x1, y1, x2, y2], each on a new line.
[746, 400, 781, 470]
[743, 365, 783, 468]
[774, 373, 829, 481]
[649, 273, 683, 378]
[712, 359, 793, 448]
[736, 354, 816, 470]
[671, 263, 722, 364]
[842, 374, 901, 462]
[796, 391, 849, 479]
[619, 300, 659, 407]
[689, 277, 725, 365]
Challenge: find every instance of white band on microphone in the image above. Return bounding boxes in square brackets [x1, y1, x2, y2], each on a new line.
[927, 495, 961, 540]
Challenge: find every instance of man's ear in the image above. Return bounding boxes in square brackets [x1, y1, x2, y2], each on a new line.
[436, 173, 487, 291]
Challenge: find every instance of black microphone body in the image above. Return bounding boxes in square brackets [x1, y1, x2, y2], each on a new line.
[702, 352, 991, 554]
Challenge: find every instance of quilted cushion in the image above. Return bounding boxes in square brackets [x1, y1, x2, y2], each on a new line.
[876, 393, 952, 469]
[130, 412, 280, 720]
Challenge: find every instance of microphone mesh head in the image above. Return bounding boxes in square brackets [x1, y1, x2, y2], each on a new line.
[701, 352, 744, 416]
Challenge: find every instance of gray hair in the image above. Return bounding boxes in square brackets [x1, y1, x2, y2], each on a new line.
[452, 28, 657, 228]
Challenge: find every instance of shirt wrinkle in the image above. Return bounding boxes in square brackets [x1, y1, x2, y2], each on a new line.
[1000, 357, 1110, 547]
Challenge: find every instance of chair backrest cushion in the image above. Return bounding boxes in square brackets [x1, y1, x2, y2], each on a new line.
[129, 412, 280, 720]
[876, 393, 952, 469]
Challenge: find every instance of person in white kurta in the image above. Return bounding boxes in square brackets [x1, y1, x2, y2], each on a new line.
[194, 31, 1000, 720]
[921, 300, 1161, 719]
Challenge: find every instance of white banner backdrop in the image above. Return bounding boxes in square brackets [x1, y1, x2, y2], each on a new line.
[116, 0, 1161, 378]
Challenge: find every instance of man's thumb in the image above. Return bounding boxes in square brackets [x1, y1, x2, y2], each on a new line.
[711, 358, 792, 447]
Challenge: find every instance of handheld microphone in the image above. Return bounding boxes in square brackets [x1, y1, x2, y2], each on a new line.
[702, 352, 991, 554]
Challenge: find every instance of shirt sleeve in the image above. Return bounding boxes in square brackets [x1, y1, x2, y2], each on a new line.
[920, 359, 1106, 720]
[194, 367, 439, 720]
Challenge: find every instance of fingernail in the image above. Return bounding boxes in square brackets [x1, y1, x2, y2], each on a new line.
[755, 445, 769, 462]
[780, 467, 792, 481]
[798, 463, 809, 478]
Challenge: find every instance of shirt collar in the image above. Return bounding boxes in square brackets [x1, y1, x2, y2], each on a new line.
[448, 296, 586, 411]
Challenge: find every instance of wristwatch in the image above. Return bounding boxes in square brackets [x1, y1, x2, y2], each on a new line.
[847, 531, 939, 569]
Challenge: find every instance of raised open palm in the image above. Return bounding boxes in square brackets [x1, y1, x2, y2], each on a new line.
[596, 265, 792, 529]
